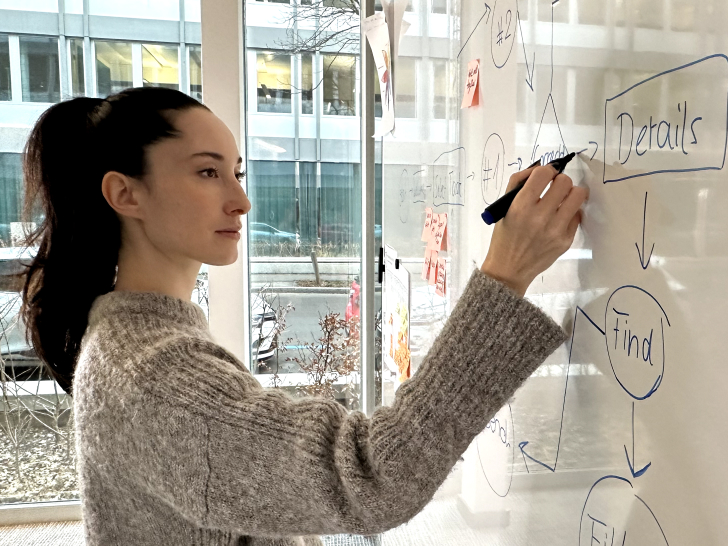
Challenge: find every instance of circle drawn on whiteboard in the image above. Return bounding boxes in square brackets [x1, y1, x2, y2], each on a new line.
[398, 169, 410, 224]
[490, 0, 517, 69]
[579, 476, 669, 546]
[604, 286, 670, 401]
[481, 133, 506, 205]
[476, 404, 515, 498]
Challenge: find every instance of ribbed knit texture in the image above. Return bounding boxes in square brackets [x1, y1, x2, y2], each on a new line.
[72, 268, 568, 545]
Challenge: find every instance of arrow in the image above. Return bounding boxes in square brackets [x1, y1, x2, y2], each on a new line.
[635, 192, 655, 270]
[624, 401, 652, 478]
[517, 11, 535, 91]
[457, 3, 491, 59]
[519, 306, 605, 472]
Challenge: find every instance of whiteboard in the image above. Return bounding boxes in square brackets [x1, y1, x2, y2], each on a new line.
[381, 0, 728, 544]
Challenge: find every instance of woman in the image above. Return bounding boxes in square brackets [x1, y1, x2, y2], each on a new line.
[19, 87, 586, 546]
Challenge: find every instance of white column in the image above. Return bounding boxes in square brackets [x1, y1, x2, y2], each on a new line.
[201, 0, 251, 366]
[8, 35, 22, 102]
[131, 43, 143, 87]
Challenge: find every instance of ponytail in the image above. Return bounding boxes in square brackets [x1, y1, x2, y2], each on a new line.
[19, 87, 208, 396]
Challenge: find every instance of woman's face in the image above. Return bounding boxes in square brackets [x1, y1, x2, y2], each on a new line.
[135, 107, 251, 267]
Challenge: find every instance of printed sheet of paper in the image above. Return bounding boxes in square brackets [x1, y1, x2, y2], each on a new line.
[381, 0, 411, 61]
[382, 247, 411, 395]
[461, 59, 480, 108]
[435, 258, 447, 297]
[364, 12, 395, 137]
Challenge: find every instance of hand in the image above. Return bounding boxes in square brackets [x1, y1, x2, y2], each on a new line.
[480, 162, 588, 297]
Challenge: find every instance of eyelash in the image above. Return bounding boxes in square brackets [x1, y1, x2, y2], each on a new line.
[201, 167, 246, 182]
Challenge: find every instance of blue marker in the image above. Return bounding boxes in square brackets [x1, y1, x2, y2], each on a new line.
[481, 152, 577, 225]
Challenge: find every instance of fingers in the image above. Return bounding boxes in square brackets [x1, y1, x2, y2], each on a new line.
[519, 164, 561, 202]
[539, 173, 573, 211]
[554, 185, 589, 230]
[505, 161, 541, 193]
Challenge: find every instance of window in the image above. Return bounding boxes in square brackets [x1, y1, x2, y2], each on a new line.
[19, 36, 60, 103]
[256, 52, 292, 113]
[189, 45, 202, 101]
[433, 59, 447, 119]
[431, 0, 446, 14]
[95, 41, 132, 97]
[395, 57, 416, 118]
[301, 54, 313, 115]
[142, 44, 179, 90]
[0, 153, 23, 247]
[246, 161, 297, 252]
[323, 54, 356, 116]
[69, 38, 85, 96]
[0, 35, 10, 101]
[321, 163, 361, 248]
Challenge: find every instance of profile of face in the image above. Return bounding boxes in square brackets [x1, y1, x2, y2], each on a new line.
[102, 107, 252, 269]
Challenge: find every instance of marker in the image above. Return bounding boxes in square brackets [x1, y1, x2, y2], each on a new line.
[481, 152, 577, 225]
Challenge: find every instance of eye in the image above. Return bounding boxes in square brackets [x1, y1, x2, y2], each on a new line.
[201, 167, 219, 178]
[235, 171, 246, 183]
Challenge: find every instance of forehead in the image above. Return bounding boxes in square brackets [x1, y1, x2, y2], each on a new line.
[164, 107, 239, 159]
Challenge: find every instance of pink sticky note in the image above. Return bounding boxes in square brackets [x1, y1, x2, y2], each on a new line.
[421, 248, 433, 280]
[420, 207, 433, 242]
[427, 213, 440, 250]
[436, 258, 447, 297]
[461, 59, 479, 109]
[433, 213, 448, 252]
[428, 251, 439, 285]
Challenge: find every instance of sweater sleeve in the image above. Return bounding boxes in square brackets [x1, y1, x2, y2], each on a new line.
[129, 268, 568, 538]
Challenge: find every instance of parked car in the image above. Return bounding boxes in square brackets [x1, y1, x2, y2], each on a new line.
[249, 222, 298, 247]
[250, 295, 279, 361]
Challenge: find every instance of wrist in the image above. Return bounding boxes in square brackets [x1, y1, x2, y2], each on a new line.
[479, 260, 529, 297]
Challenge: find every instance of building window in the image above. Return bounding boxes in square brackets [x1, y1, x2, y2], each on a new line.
[19, 36, 60, 103]
[431, 0, 446, 14]
[95, 41, 133, 97]
[142, 44, 179, 90]
[320, 162, 361, 249]
[395, 57, 416, 118]
[69, 38, 85, 96]
[0, 153, 23, 247]
[256, 52, 292, 114]
[433, 59, 447, 119]
[301, 54, 313, 115]
[247, 160, 297, 255]
[323, 54, 356, 116]
[189, 45, 202, 101]
[0, 35, 10, 101]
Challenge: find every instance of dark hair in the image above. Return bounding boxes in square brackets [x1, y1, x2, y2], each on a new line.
[19, 87, 209, 396]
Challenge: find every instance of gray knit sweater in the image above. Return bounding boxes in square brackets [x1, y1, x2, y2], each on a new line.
[72, 268, 567, 546]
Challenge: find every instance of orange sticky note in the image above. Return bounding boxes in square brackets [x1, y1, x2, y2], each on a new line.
[436, 258, 447, 297]
[420, 207, 433, 242]
[421, 248, 433, 280]
[461, 59, 479, 109]
[428, 251, 439, 285]
[428, 212, 448, 251]
[427, 213, 440, 249]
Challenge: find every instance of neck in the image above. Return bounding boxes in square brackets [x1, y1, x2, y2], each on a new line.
[114, 243, 200, 302]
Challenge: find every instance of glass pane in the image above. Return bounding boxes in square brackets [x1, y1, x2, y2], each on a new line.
[19, 36, 60, 103]
[0, 35, 10, 101]
[431, 0, 446, 14]
[256, 52, 291, 113]
[395, 57, 416, 118]
[0, 153, 23, 247]
[301, 54, 313, 114]
[539, 0, 569, 22]
[142, 44, 179, 90]
[69, 38, 85, 96]
[323, 54, 356, 116]
[433, 59, 447, 119]
[95, 41, 132, 97]
[189, 45, 202, 101]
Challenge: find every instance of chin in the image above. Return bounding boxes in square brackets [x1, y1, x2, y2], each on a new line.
[205, 249, 239, 266]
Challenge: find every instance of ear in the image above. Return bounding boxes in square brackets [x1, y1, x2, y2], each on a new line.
[101, 171, 144, 220]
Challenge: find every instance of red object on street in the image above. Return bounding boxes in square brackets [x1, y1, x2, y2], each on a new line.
[346, 279, 360, 321]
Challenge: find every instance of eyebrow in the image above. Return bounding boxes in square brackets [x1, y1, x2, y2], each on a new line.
[190, 151, 243, 165]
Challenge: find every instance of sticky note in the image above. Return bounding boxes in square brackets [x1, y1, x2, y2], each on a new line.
[428, 212, 448, 252]
[427, 213, 440, 249]
[420, 207, 433, 242]
[421, 248, 433, 280]
[461, 59, 479, 109]
[428, 251, 439, 285]
[436, 258, 447, 297]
